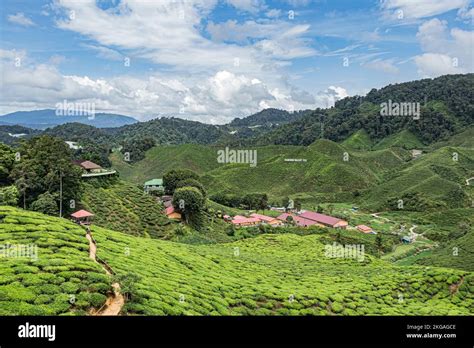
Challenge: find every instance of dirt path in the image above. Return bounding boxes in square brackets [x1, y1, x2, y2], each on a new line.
[85, 232, 124, 316]
[466, 177, 474, 186]
[370, 212, 391, 222]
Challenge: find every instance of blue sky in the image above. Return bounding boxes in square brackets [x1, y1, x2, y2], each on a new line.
[0, 0, 473, 123]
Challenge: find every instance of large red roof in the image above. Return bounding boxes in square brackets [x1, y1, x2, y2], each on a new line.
[250, 213, 275, 222]
[79, 160, 102, 170]
[71, 209, 94, 218]
[299, 211, 343, 226]
[276, 213, 319, 227]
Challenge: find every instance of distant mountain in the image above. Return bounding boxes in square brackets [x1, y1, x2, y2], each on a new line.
[0, 125, 40, 145]
[109, 116, 229, 145]
[0, 109, 138, 129]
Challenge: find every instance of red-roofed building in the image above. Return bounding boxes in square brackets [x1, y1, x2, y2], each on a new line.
[71, 209, 94, 225]
[250, 213, 282, 226]
[276, 213, 323, 227]
[298, 211, 348, 229]
[165, 206, 182, 220]
[231, 216, 260, 227]
[356, 225, 374, 234]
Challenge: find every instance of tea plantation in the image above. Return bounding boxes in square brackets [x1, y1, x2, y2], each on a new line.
[1, 206, 473, 316]
[0, 206, 111, 315]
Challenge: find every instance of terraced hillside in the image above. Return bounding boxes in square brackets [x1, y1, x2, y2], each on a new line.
[1, 206, 473, 316]
[112, 140, 408, 201]
[80, 178, 173, 239]
[0, 207, 111, 315]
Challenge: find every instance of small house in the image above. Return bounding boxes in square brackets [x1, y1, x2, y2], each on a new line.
[144, 179, 164, 194]
[356, 225, 374, 234]
[165, 206, 181, 220]
[78, 160, 102, 173]
[71, 209, 94, 225]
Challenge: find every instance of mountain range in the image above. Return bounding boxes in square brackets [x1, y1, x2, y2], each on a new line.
[0, 109, 138, 129]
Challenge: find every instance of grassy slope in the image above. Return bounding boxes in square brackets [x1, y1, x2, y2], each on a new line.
[373, 130, 425, 150]
[359, 146, 474, 210]
[80, 178, 173, 239]
[0, 206, 111, 315]
[2, 206, 474, 315]
[341, 129, 373, 150]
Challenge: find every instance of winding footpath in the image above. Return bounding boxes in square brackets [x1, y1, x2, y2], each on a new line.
[85, 232, 124, 316]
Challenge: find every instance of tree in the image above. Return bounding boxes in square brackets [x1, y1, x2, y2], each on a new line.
[114, 272, 141, 302]
[172, 186, 205, 229]
[295, 199, 302, 212]
[163, 169, 199, 195]
[0, 185, 19, 206]
[0, 143, 15, 185]
[375, 234, 383, 257]
[175, 178, 206, 197]
[286, 215, 294, 226]
[9, 136, 83, 214]
[226, 224, 236, 236]
[30, 192, 58, 215]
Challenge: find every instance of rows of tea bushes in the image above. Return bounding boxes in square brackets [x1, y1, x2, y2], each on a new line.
[2, 206, 472, 316]
[81, 180, 173, 238]
[92, 223, 474, 316]
[0, 206, 111, 315]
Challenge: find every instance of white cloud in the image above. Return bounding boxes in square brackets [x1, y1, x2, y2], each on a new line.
[413, 18, 473, 77]
[363, 59, 399, 73]
[7, 12, 35, 27]
[316, 86, 348, 108]
[0, 50, 326, 123]
[381, 0, 469, 19]
[265, 9, 281, 18]
[226, 0, 266, 13]
[82, 44, 123, 61]
[414, 53, 463, 76]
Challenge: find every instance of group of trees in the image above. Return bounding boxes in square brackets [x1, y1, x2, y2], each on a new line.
[164, 169, 207, 229]
[210, 192, 268, 211]
[120, 136, 156, 163]
[0, 136, 83, 216]
[249, 74, 473, 147]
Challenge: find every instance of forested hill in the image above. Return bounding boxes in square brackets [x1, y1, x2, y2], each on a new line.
[229, 108, 310, 127]
[109, 117, 228, 145]
[252, 74, 474, 146]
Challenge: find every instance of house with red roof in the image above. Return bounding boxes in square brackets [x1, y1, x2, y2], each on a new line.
[250, 213, 283, 226]
[356, 225, 374, 234]
[276, 213, 324, 228]
[231, 215, 260, 227]
[298, 211, 348, 229]
[165, 206, 181, 220]
[277, 211, 347, 229]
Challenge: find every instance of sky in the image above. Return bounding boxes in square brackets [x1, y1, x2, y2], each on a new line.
[0, 0, 473, 123]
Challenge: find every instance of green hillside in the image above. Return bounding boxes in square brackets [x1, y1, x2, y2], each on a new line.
[359, 146, 474, 211]
[2, 206, 473, 316]
[373, 130, 425, 150]
[0, 206, 111, 315]
[80, 178, 173, 239]
[341, 129, 373, 150]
